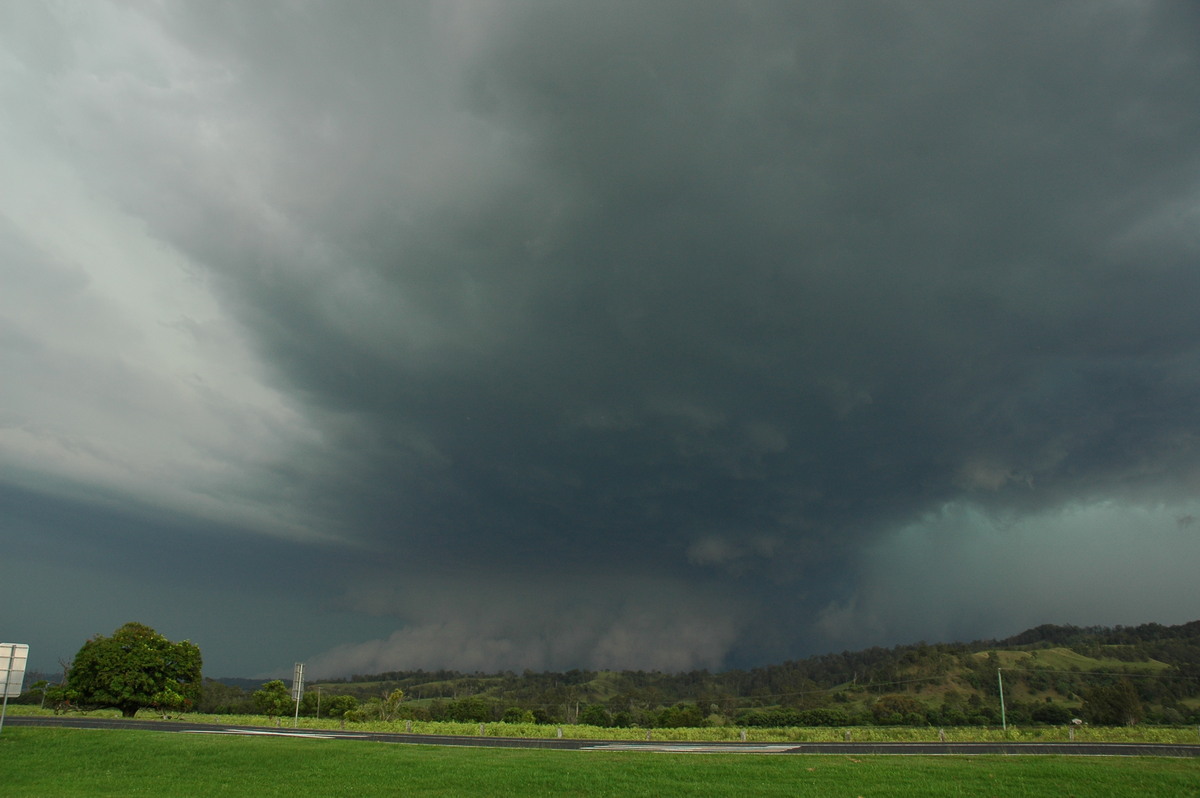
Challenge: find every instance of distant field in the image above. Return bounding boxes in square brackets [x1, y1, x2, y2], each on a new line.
[3, 727, 1199, 798]
[982, 647, 1172, 672]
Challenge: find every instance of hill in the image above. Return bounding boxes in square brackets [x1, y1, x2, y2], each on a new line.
[286, 620, 1200, 727]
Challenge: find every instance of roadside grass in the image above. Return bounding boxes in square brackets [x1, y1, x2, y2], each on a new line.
[7, 705, 1200, 744]
[2, 727, 1199, 798]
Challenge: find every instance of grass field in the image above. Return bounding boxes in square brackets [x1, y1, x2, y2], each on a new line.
[2, 727, 1199, 797]
[7, 705, 1200, 744]
[982, 646, 1172, 672]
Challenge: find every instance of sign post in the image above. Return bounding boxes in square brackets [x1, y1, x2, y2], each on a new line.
[0, 643, 30, 736]
[292, 662, 305, 728]
[997, 668, 1007, 731]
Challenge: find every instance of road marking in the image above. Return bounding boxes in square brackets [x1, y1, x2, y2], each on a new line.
[179, 729, 365, 740]
[584, 743, 798, 754]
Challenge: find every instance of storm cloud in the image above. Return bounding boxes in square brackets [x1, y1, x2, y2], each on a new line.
[2, 1, 1199, 677]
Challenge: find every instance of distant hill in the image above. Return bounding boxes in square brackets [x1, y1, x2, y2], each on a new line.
[208, 676, 271, 691]
[293, 620, 1200, 726]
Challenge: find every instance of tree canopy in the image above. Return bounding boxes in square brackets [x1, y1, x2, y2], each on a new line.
[252, 680, 293, 719]
[58, 622, 202, 718]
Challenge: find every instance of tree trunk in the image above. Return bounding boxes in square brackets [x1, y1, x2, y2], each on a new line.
[121, 706, 139, 718]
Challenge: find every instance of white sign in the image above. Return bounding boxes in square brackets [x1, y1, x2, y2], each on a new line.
[291, 662, 305, 701]
[0, 644, 28, 698]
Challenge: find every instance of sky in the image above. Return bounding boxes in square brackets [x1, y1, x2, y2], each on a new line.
[2, 1, 1200, 680]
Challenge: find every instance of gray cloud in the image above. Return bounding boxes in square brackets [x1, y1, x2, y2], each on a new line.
[307, 573, 747, 677]
[816, 500, 1200, 650]
[3, 1, 1199, 675]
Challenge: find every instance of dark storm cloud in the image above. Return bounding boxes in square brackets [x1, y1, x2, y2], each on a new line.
[195, 1, 1200, 551]
[3, 1, 1200, 674]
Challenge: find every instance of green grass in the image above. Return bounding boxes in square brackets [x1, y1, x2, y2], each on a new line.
[980, 647, 1171, 672]
[2, 727, 1199, 798]
[8, 705, 1200, 744]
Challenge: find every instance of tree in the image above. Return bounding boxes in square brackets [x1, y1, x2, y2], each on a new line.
[654, 703, 706, 728]
[445, 695, 491, 722]
[1082, 680, 1143, 726]
[59, 622, 201, 718]
[871, 694, 925, 726]
[578, 703, 611, 727]
[344, 689, 405, 723]
[502, 707, 535, 724]
[320, 693, 359, 720]
[24, 680, 50, 708]
[253, 680, 293, 720]
[382, 689, 407, 721]
[1031, 702, 1074, 725]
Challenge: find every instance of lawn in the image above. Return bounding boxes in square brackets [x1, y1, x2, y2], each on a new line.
[2, 727, 1199, 797]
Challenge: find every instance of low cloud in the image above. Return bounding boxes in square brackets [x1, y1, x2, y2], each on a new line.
[307, 574, 746, 677]
[816, 500, 1200, 650]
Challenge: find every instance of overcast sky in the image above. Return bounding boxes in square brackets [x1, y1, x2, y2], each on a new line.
[3, 1, 1200, 679]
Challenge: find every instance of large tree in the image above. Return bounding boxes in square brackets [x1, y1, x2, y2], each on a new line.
[1082, 680, 1143, 726]
[60, 622, 202, 718]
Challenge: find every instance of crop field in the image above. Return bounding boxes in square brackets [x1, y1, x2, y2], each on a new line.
[3, 726, 1200, 798]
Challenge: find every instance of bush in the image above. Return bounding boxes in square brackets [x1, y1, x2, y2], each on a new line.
[654, 703, 706, 728]
[1031, 703, 1073, 725]
[738, 708, 800, 727]
[444, 697, 493, 723]
[794, 708, 850, 727]
[578, 704, 611, 727]
[502, 707, 535, 724]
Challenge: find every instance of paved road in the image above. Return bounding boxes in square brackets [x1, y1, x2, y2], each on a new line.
[9, 715, 1200, 757]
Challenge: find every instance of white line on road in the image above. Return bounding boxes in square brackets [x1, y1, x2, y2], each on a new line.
[584, 743, 798, 753]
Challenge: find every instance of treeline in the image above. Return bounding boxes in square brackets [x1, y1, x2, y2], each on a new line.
[163, 620, 1200, 728]
[27, 619, 1189, 726]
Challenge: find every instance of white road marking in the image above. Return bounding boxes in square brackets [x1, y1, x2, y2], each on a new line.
[178, 728, 366, 740]
[584, 743, 797, 753]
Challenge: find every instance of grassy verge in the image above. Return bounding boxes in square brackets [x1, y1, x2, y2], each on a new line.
[7, 705, 1200, 744]
[2, 727, 1199, 798]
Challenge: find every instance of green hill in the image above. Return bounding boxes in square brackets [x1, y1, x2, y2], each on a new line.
[182, 620, 1200, 727]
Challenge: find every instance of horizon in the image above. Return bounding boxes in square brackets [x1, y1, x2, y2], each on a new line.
[21, 616, 1197, 684]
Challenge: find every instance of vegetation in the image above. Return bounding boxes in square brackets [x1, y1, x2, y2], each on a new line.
[9, 704, 1200, 745]
[22, 619, 1200, 730]
[46, 622, 201, 718]
[3, 727, 1199, 798]
[286, 620, 1200, 729]
[252, 680, 294, 720]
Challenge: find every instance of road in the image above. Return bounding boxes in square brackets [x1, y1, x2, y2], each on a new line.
[9, 715, 1200, 757]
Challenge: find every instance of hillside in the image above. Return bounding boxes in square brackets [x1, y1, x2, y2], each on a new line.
[278, 620, 1198, 727]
